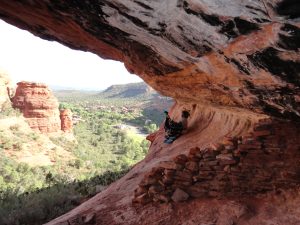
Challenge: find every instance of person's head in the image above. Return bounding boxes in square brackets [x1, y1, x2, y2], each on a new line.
[182, 110, 190, 118]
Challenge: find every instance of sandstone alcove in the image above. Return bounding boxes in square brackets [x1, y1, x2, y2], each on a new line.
[0, 1, 299, 224]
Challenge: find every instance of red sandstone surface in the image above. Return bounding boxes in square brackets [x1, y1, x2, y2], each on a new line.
[60, 109, 73, 132]
[12, 81, 61, 133]
[0, 1, 299, 224]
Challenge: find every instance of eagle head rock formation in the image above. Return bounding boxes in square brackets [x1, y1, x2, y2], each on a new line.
[0, 1, 299, 224]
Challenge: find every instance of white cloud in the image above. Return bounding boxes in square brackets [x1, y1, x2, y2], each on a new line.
[0, 20, 142, 90]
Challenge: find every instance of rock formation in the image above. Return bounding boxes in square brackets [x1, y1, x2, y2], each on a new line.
[134, 119, 300, 204]
[0, 0, 299, 224]
[0, 69, 13, 110]
[0, 0, 299, 120]
[12, 81, 62, 133]
[60, 109, 73, 132]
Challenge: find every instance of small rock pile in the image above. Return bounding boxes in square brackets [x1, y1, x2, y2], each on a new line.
[132, 119, 300, 205]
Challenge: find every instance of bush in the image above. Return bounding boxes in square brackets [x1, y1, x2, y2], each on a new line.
[9, 124, 20, 132]
[0, 102, 21, 118]
[0, 168, 130, 225]
[143, 123, 158, 133]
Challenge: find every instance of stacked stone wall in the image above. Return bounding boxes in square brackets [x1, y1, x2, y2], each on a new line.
[133, 119, 300, 205]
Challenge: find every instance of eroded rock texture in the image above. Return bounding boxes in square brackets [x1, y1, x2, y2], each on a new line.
[45, 103, 300, 225]
[0, 0, 299, 119]
[0, 0, 299, 224]
[12, 81, 61, 133]
[60, 109, 73, 132]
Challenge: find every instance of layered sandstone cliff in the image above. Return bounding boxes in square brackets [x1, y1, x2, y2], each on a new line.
[12, 81, 62, 133]
[0, 0, 299, 225]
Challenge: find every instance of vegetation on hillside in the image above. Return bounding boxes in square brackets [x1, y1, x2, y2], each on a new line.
[0, 82, 171, 225]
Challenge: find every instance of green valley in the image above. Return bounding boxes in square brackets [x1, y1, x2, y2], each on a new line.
[0, 82, 172, 225]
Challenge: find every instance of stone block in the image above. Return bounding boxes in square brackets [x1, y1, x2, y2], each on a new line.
[239, 143, 262, 151]
[134, 186, 147, 197]
[155, 193, 170, 203]
[82, 213, 96, 224]
[175, 163, 185, 171]
[187, 154, 201, 162]
[215, 173, 229, 181]
[173, 180, 192, 188]
[140, 177, 158, 186]
[233, 149, 242, 155]
[199, 170, 215, 176]
[242, 136, 255, 144]
[216, 153, 233, 161]
[185, 161, 199, 172]
[148, 184, 164, 194]
[224, 144, 236, 151]
[149, 167, 164, 178]
[132, 193, 151, 205]
[219, 160, 236, 167]
[203, 156, 217, 161]
[207, 160, 219, 166]
[162, 175, 173, 185]
[222, 139, 234, 146]
[196, 174, 214, 180]
[174, 170, 192, 181]
[160, 161, 178, 170]
[210, 143, 224, 152]
[164, 169, 176, 177]
[253, 130, 272, 137]
[263, 142, 280, 148]
[171, 188, 189, 202]
[254, 124, 272, 131]
[223, 165, 231, 172]
[208, 191, 219, 197]
[230, 166, 241, 172]
[173, 154, 188, 165]
[187, 186, 208, 198]
[264, 147, 281, 152]
[203, 151, 216, 159]
[212, 165, 224, 171]
[198, 163, 213, 171]
[189, 147, 201, 155]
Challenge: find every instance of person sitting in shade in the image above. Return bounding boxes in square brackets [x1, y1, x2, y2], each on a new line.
[164, 110, 190, 143]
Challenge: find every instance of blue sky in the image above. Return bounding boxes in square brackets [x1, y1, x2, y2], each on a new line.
[0, 20, 142, 90]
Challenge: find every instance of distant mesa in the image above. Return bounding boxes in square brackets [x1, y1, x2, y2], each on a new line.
[12, 81, 72, 133]
[102, 82, 157, 99]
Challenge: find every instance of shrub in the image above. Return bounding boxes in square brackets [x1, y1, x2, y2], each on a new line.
[9, 124, 20, 132]
[0, 103, 21, 118]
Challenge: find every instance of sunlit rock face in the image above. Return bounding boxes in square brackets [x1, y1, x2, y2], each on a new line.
[12, 82, 61, 133]
[0, 70, 12, 108]
[0, 1, 300, 225]
[60, 109, 73, 132]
